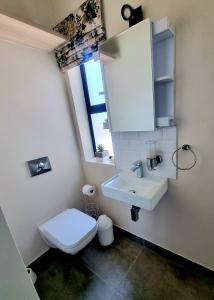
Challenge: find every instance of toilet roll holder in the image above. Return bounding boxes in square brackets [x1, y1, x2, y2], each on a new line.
[82, 185, 100, 219]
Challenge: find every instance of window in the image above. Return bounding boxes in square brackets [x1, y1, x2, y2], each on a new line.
[80, 59, 113, 156]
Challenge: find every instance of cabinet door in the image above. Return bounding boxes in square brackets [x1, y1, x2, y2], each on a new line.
[100, 18, 155, 132]
[0, 208, 39, 299]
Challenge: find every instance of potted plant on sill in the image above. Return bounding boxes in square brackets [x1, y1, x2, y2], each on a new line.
[95, 144, 109, 158]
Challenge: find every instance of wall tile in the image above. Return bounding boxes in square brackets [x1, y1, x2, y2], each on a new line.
[115, 149, 140, 171]
[120, 132, 139, 140]
[112, 127, 177, 179]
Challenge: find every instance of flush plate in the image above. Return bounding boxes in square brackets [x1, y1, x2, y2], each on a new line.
[27, 157, 51, 177]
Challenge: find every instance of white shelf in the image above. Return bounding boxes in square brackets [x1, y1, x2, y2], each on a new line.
[155, 76, 174, 84]
[0, 10, 66, 51]
[157, 116, 175, 127]
[153, 17, 174, 43]
[154, 28, 174, 43]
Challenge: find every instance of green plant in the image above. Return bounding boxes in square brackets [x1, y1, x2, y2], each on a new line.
[97, 144, 105, 152]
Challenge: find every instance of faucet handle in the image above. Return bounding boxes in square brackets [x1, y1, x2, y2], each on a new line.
[132, 160, 143, 166]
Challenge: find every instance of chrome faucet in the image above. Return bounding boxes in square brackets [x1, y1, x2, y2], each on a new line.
[130, 160, 144, 178]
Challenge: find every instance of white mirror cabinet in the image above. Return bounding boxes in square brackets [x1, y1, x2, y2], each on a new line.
[100, 17, 175, 132]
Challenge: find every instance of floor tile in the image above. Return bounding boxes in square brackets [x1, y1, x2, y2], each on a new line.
[160, 259, 214, 300]
[118, 246, 167, 300]
[34, 250, 114, 300]
[80, 234, 142, 288]
[111, 291, 129, 300]
[32, 233, 214, 300]
[118, 246, 214, 300]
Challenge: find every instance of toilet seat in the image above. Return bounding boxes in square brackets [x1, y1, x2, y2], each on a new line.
[39, 209, 97, 254]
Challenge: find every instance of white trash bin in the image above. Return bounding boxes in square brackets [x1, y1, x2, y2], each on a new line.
[27, 268, 37, 285]
[97, 215, 114, 246]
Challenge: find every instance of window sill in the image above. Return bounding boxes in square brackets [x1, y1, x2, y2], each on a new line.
[85, 157, 115, 166]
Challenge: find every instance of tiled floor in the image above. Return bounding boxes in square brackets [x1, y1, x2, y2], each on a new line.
[32, 230, 214, 300]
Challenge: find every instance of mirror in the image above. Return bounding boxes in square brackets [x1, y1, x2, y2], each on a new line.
[100, 18, 155, 132]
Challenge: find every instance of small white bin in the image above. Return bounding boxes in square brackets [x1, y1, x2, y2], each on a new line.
[27, 268, 37, 285]
[97, 215, 114, 246]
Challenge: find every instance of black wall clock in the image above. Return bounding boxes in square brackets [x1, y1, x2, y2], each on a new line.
[121, 4, 143, 27]
[121, 4, 134, 21]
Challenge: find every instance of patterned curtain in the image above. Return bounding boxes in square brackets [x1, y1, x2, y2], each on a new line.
[53, 0, 105, 72]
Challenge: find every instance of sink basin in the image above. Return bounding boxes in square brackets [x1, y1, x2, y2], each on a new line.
[101, 173, 168, 211]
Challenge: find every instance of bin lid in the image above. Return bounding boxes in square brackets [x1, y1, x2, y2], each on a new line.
[98, 215, 113, 231]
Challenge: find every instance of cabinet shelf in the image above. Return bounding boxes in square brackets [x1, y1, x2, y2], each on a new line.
[155, 76, 174, 84]
[157, 116, 175, 127]
[0, 10, 67, 51]
[153, 17, 174, 43]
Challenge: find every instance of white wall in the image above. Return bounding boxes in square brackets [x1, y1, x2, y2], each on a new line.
[50, 0, 143, 36]
[66, 66, 94, 162]
[0, 36, 84, 267]
[0, 0, 86, 266]
[56, 0, 214, 271]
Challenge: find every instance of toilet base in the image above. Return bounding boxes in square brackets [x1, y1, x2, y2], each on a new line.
[40, 226, 97, 255]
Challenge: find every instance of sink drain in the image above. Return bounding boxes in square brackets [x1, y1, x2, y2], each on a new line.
[129, 189, 136, 194]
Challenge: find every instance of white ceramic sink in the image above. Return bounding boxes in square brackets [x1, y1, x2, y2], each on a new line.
[101, 173, 168, 211]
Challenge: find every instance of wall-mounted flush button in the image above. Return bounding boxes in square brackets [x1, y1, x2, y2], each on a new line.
[27, 157, 51, 177]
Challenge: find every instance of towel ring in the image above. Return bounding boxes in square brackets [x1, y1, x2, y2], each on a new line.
[172, 144, 197, 171]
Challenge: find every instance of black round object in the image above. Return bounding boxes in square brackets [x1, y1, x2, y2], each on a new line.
[182, 144, 191, 150]
[121, 4, 133, 21]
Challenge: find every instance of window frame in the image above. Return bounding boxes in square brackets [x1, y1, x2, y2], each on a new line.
[80, 62, 107, 154]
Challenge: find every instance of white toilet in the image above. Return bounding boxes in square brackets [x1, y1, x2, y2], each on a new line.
[39, 208, 98, 255]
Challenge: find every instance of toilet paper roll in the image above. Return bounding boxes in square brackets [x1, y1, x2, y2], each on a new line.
[82, 185, 96, 197]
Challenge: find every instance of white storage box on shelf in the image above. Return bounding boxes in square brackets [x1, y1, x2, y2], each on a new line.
[97, 215, 114, 246]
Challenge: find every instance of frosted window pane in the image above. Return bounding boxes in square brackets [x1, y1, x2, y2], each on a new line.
[84, 59, 105, 105]
[91, 112, 113, 156]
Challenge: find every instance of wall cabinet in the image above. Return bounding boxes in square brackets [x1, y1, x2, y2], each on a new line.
[100, 17, 175, 132]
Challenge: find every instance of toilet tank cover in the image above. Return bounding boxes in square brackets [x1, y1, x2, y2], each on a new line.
[40, 209, 97, 249]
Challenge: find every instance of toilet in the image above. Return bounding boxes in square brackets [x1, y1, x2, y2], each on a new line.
[39, 208, 98, 255]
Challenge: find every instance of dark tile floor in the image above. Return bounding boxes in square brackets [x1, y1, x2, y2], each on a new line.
[31, 230, 214, 300]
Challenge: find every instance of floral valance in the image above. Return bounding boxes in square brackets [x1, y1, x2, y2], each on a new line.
[53, 0, 106, 72]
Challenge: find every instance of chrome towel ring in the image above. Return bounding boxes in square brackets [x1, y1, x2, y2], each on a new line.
[172, 144, 197, 171]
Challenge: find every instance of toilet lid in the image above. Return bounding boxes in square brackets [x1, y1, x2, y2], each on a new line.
[41, 209, 97, 249]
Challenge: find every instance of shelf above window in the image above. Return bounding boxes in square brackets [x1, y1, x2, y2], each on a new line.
[0, 10, 67, 51]
[99, 51, 116, 64]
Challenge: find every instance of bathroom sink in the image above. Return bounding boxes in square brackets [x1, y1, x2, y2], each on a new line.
[101, 173, 168, 211]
